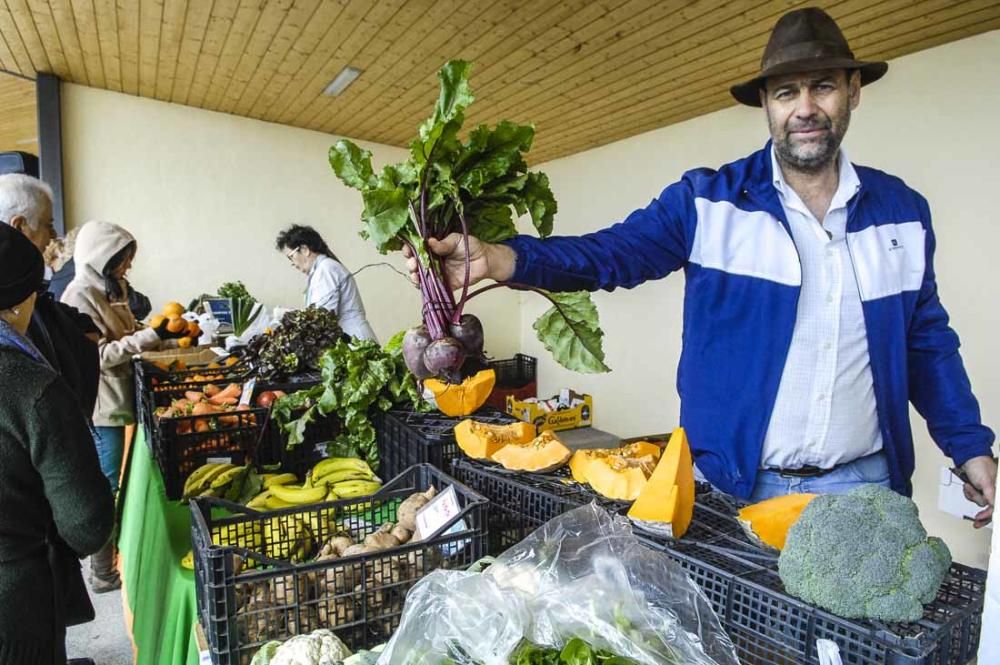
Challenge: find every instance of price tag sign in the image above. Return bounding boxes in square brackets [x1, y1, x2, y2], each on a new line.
[206, 456, 233, 465]
[239, 378, 256, 407]
[415, 485, 469, 555]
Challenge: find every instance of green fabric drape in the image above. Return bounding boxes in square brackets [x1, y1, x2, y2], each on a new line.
[118, 428, 200, 665]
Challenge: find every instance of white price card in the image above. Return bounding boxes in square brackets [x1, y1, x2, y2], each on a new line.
[414, 485, 471, 556]
[239, 378, 256, 407]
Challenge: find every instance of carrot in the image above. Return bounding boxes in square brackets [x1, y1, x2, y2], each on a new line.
[209, 396, 238, 406]
[185, 391, 205, 403]
[193, 402, 223, 416]
[203, 384, 221, 397]
[215, 383, 242, 399]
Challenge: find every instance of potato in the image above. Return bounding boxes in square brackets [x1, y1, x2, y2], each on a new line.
[397, 487, 437, 532]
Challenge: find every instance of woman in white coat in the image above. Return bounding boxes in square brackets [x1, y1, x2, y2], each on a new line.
[275, 225, 377, 342]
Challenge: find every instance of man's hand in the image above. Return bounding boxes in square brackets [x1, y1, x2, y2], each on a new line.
[403, 234, 517, 291]
[961, 455, 997, 528]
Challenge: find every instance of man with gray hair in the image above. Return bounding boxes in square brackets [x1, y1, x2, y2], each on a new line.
[0, 173, 101, 419]
[0, 173, 56, 252]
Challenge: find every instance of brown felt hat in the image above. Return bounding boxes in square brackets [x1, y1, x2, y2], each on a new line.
[730, 7, 888, 107]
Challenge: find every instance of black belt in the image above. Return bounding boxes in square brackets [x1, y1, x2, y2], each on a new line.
[766, 464, 835, 478]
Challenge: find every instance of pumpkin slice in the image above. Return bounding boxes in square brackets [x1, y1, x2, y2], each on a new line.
[424, 369, 496, 417]
[454, 419, 536, 460]
[737, 493, 817, 551]
[628, 427, 695, 539]
[569, 441, 663, 500]
[491, 430, 572, 473]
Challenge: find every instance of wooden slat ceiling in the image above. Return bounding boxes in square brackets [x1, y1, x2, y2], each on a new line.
[0, 72, 37, 155]
[0, 0, 997, 164]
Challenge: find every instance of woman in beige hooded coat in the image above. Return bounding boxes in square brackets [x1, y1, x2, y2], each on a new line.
[60, 221, 169, 590]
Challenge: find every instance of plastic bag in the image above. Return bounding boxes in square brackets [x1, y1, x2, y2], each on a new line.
[378, 503, 738, 665]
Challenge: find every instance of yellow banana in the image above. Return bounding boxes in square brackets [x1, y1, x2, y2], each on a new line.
[210, 465, 246, 490]
[182, 463, 219, 497]
[313, 468, 375, 487]
[311, 457, 371, 479]
[269, 483, 328, 505]
[263, 473, 298, 489]
[183, 463, 235, 499]
[263, 517, 294, 558]
[246, 490, 271, 510]
[264, 495, 296, 510]
[290, 518, 314, 562]
[330, 479, 382, 499]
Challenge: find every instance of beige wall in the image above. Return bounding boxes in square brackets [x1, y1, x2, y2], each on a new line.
[60, 83, 521, 356]
[528, 30, 1000, 567]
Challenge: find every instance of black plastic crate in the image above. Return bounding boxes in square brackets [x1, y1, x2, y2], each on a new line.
[154, 409, 269, 500]
[260, 413, 340, 479]
[450, 459, 626, 555]
[484, 354, 537, 411]
[133, 357, 250, 443]
[191, 464, 488, 665]
[374, 405, 519, 479]
[644, 538, 985, 665]
[254, 372, 332, 477]
[450, 459, 985, 664]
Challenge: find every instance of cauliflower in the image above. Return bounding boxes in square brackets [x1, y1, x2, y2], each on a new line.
[778, 484, 952, 623]
[254, 629, 352, 665]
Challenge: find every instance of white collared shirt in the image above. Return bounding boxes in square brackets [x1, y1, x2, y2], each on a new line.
[760, 147, 883, 469]
[306, 255, 379, 343]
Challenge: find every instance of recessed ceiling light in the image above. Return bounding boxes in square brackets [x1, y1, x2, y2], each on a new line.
[323, 66, 362, 97]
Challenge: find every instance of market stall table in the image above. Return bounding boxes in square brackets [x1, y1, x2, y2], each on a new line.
[118, 427, 201, 665]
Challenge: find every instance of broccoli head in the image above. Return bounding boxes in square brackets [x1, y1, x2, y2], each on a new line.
[777, 484, 952, 623]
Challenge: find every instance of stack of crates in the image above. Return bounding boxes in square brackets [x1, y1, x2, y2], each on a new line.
[450, 458, 986, 665]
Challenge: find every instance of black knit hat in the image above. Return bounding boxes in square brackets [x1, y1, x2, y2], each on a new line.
[0, 223, 44, 310]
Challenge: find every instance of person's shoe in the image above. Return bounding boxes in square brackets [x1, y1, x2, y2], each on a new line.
[89, 539, 121, 593]
[89, 571, 121, 593]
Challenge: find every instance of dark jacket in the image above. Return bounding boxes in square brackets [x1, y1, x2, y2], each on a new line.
[47, 258, 74, 302]
[0, 322, 114, 664]
[27, 290, 101, 417]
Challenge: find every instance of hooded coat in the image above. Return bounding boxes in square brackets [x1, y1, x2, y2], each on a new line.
[0, 319, 114, 664]
[60, 221, 161, 426]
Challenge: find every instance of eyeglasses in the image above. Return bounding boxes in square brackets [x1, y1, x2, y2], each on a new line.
[285, 246, 301, 262]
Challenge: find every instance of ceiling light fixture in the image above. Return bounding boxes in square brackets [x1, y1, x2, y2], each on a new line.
[323, 66, 362, 97]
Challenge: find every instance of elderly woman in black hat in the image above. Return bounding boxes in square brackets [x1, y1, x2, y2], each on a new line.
[0, 223, 114, 665]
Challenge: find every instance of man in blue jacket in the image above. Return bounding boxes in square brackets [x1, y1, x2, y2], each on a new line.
[408, 8, 996, 524]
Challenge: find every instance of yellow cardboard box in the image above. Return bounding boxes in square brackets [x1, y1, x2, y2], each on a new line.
[506, 392, 593, 432]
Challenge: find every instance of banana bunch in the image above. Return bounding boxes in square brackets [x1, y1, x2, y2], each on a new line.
[182, 463, 247, 500]
[262, 515, 316, 562]
[244, 458, 383, 510]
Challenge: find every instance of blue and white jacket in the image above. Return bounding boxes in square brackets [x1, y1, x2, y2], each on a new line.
[505, 142, 995, 498]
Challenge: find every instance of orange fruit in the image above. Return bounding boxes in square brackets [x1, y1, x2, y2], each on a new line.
[177, 336, 194, 349]
[162, 302, 185, 318]
[150, 314, 166, 329]
[166, 317, 187, 334]
[187, 321, 201, 338]
[224, 357, 239, 367]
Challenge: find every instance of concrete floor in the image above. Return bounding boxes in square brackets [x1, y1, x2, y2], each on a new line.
[66, 558, 133, 665]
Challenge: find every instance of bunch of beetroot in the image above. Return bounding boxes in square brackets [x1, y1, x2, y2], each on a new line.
[330, 60, 608, 384]
[402, 314, 484, 383]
